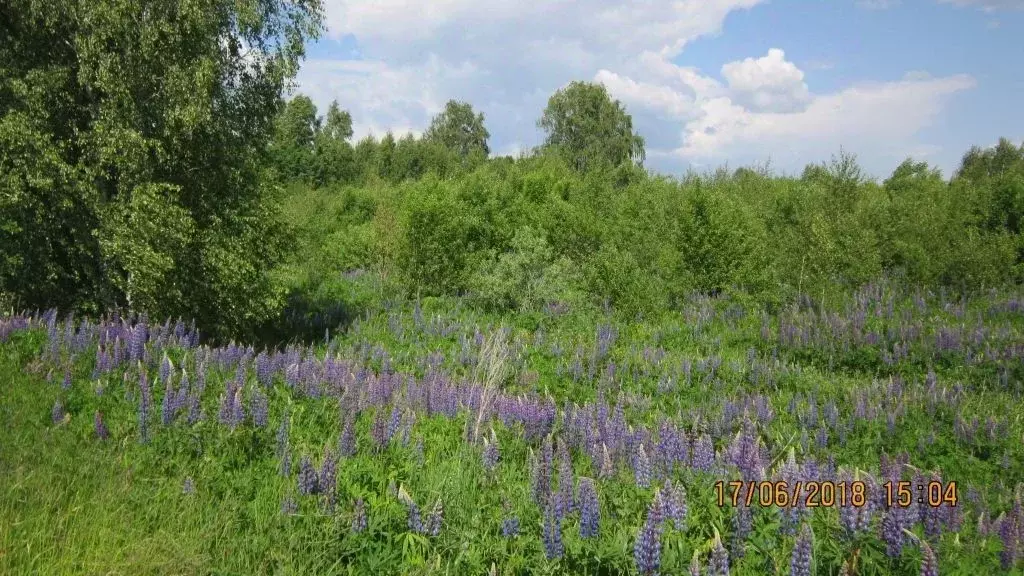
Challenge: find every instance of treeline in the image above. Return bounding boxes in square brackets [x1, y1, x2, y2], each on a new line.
[3, 0, 1022, 343]
[274, 88, 1024, 320]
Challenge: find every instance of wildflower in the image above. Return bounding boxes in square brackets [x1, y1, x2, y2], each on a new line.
[352, 498, 367, 532]
[920, 541, 939, 576]
[319, 449, 337, 509]
[709, 535, 730, 575]
[339, 415, 356, 457]
[634, 491, 663, 575]
[52, 399, 65, 424]
[482, 433, 500, 474]
[634, 443, 652, 488]
[297, 455, 319, 495]
[426, 498, 444, 537]
[882, 510, 904, 558]
[790, 523, 812, 576]
[502, 516, 520, 538]
[543, 502, 564, 560]
[599, 443, 614, 479]
[578, 477, 600, 539]
[94, 410, 109, 440]
[692, 434, 714, 472]
[398, 486, 423, 533]
[663, 480, 687, 531]
[250, 385, 268, 428]
[138, 369, 151, 443]
[183, 477, 195, 495]
[161, 377, 176, 426]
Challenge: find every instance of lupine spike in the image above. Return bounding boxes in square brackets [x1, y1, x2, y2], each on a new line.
[790, 523, 813, 576]
[578, 477, 600, 539]
[543, 501, 564, 560]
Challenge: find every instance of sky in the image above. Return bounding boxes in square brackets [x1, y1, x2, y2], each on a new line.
[295, 0, 1024, 179]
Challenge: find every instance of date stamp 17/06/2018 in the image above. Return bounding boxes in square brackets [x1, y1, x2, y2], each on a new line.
[713, 480, 959, 509]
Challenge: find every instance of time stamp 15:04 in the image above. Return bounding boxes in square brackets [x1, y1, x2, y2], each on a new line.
[713, 480, 959, 509]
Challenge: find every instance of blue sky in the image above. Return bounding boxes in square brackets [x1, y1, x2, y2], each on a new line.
[296, 0, 1024, 179]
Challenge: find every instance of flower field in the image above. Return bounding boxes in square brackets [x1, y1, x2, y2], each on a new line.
[2, 279, 1024, 575]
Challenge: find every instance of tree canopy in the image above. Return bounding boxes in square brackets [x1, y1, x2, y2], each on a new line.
[0, 0, 323, 338]
[424, 100, 491, 160]
[537, 81, 646, 172]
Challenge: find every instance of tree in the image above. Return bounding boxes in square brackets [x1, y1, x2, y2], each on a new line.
[424, 100, 490, 160]
[313, 100, 357, 185]
[0, 0, 323, 339]
[537, 81, 645, 172]
[271, 95, 321, 181]
[322, 100, 353, 141]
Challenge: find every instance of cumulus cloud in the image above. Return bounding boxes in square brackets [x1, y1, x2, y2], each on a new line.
[298, 0, 978, 177]
[720, 49, 811, 113]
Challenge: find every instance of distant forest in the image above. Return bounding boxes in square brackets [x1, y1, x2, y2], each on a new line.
[2, 0, 1023, 342]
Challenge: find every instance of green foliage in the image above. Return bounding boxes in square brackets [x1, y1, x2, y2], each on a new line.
[0, 0, 322, 339]
[423, 100, 491, 161]
[470, 227, 579, 312]
[537, 81, 646, 172]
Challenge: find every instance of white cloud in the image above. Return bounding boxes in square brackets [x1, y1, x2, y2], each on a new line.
[673, 74, 977, 173]
[720, 48, 811, 112]
[299, 0, 979, 177]
[857, 0, 901, 9]
[938, 0, 1024, 11]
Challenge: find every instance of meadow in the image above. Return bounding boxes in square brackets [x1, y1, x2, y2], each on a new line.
[2, 276, 1023, 575]
[5, 2, 1024, 572]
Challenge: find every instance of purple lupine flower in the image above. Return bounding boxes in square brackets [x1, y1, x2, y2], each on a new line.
[352, 498, 367, 532]
[255, 352, 273, 387]
[790, 523, 812, 576]
[52, 399, 65, 424]
[399, 487, 423, 533]
[634, 443, 652, 488]
[371, 408, 389, 452]
[920, 541, 939, 576]
[319, 450, 337, 508]
[297, 454, 319, 495]
[692, 434, 714, 472]
[502, 516, 520, 538]
[161, 377, 176, 426]
[249, 385, 268, 428]
[592, 442, 610, 478]
[634, 491, 663, 575]
[663, 480, 687, 531]
[882, 510, 904, 558]
[732, 503, 752, 559]
[339, 415, 356, 457]
[999, 512, 1018, 570]
[543, 502, 564, 560]
[482, 434, 500, 473]
[174, 370, 189, 416]
[689, 552, 701, 576]
[709, 536, 730, 576]
[230, 386, 244, 429]
[94, 410, 109, 440]
[159, 354, 172, 385]
[62, 366, 72, 390]
[138, 370, 151, 443]
[578, 477, 600, 538]
[426, 498, 444, 537]
[183, 477, 195, 495]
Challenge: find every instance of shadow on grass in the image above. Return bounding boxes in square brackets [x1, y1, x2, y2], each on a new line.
[250, 287, 361, 349]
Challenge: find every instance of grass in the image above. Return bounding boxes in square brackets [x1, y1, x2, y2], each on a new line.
[2, 280, 1024, 574]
